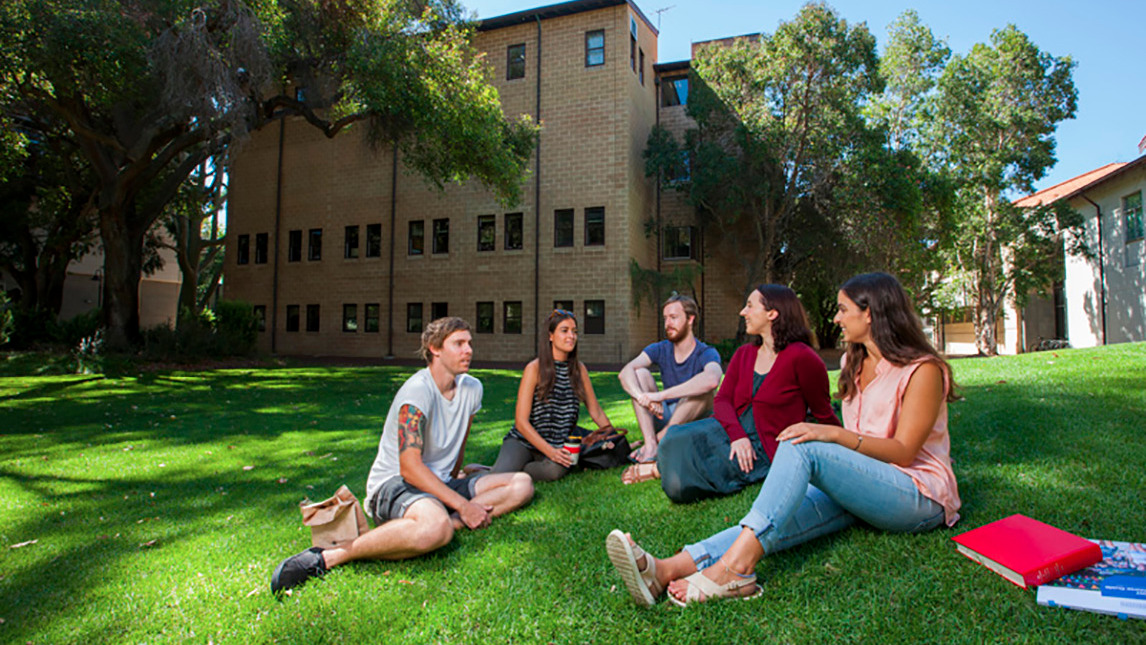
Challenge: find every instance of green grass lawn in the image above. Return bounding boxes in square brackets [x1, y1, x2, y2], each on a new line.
[2, 343, 1145, 643]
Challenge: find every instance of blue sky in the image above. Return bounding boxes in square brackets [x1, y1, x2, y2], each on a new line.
[466, 0, 1145, 195]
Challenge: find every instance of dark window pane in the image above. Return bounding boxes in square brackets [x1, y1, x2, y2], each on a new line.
[630, 34, 635, 71]
[584, 300, 605, 334]
[554, 209, 574, 247]
[507, 43, 526, 80]
[1126, 192, 1144, 242]
[586, 30, 604, 67]
[663, 226, 695, 260]
[639, 49, 645, 85]
[255, 233, 268, 264]
[286, 305, 300, 332]
[366, 223, 382, 258]
[505, 212, 523, 250]
[504, 301, 522, 334]
[553, 300, 573, 315]
[432, 218, 449, 254]
[662, 75, 688, 107]
[253, 305, 266, 332]
[365, 303, 380, 333]
[407, 303, 423, 333]
[308, 229, 322, 261]
[288, 230, 302, 262]
[585, 207, 605, 246]
[478, 215, 496, 252]
[306, 304, 320, 332]
[342, 304, 358, 332]
[237, 234, 250, 265]
[476, 301, 494, 333]
[431, 302, 448, 321]
[344, 225, 359, 259]
[408, 220, 424, 256]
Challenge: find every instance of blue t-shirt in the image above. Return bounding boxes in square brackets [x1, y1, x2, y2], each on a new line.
[641, 339, 722, 405]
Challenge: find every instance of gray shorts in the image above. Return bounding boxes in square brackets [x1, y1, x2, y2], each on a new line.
[368, 475, 483, 523]
[654, 400, 679, 432]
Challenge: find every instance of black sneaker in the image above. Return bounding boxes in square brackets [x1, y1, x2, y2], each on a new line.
[271, 547, 327, 596]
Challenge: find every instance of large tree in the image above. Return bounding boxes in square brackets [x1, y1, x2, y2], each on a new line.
[931, 25, 1078, 355]
[1, 0, 537, 348]
[645, 3, 882, 300]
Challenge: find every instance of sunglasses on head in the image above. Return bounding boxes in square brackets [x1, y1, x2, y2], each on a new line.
[552, 309, 575, 319]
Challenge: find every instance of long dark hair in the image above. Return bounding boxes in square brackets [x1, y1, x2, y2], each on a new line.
[536, 309, 587, 402]
[752, 284, 815, 351]
[837, 272, 957, 402]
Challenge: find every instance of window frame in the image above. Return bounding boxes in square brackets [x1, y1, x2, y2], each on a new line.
[476, 301, 494, 334]
[663, 225, 696, 260]
[408, 220, 424, 256]
[306, 304, 321, 332]
[254, 233, 268, 264]
[503, 301, 523, 334]
[507, 43, 526, 80]
[554, 209, 574, 248]
[505, 212, 524, 250]
[236, 234, 250, 265]
[661, 75, 688, 107]
[584, 300, 605, 335]
[432, 218, 449, 255]
[344, 225, 360, 259]
[288, 229, 302, 262]
[406, 302, 424, 333]
[477, 214, 496, 252]
[342, 303, 358, 332]
[308, 228, 323, 261]
[1124, 191, 1144, 243]
[584, 207, 605, 247]
[364, 303, 380, 333]
[585, 30, 605, 67]
[431, 301, 448, 321]
[366, 223, 382, 258]
[285, 304, 300, 332]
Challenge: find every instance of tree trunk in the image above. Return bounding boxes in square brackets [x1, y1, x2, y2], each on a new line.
[99, 206, 146, 350]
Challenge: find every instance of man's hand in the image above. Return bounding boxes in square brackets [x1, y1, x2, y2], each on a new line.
[458, 500, 493, 530]
[729, 437, 756, 473]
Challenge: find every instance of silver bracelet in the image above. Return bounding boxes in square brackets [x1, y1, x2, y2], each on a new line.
[854, 434, 864, 451]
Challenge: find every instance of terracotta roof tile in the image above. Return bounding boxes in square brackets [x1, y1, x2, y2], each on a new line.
[1013, 163, 1128, 208]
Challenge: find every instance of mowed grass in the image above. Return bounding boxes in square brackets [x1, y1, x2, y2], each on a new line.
[1, 343, 1145, 644]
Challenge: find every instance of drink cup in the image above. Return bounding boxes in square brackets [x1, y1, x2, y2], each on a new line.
[563, 441, 581, 466]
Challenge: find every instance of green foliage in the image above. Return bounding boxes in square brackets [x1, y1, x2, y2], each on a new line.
[0, 290, 13, 345]
[142, 301, 259, 360]
[1, 344, 1145, 642]
[628, 259, 703, 317]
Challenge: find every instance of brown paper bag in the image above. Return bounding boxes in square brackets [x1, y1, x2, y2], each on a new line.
[300, 485, 369, 549]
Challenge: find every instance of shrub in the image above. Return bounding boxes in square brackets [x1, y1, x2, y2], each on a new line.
[141, 301, 258, 361]
[0, 291, 13, 346]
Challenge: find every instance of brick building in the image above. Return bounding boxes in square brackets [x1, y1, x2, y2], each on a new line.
[224, 0, 744, 364]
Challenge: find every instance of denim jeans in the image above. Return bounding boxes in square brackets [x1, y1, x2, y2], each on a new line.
[684, 439, 945, 566]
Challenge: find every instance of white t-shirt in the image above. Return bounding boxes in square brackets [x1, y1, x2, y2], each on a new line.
[365, 368, 483, 502]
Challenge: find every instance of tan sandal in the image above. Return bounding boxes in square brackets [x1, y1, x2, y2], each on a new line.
[621, 462, 660, 484]
[667, 561, 761, 607]
[605, 529, 665, 607]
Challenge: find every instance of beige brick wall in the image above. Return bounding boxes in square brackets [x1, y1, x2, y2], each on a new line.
[225, 1, 666, 365]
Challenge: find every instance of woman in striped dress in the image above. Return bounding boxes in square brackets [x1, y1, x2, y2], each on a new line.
[490, 309, 615, 481]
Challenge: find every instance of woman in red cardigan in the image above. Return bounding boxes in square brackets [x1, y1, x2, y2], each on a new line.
[653, 284, 840, 503]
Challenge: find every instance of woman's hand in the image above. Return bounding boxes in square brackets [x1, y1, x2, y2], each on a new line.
[546, 445, 574, 468]
[777, 422, 842, 446]
[728, 437, 756, 473]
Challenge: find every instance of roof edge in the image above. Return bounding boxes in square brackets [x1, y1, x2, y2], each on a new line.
[477, 0, 658, 36]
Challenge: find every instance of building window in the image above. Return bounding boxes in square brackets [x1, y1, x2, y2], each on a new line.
[477, 215, 496, 252]
[306, 304, 320, 332]
[345, 225, 359, 259]
[342, 304, 358, 332]
[366, 223, 382, 258]
[364, 303, 380, 333]
[432, 218, 449, 254]
[476, 301, 494, 333]
[253, 305, 266, 332]
[584, 300, 605, 334]
[662, 75, 688, 107]
[630, 34, 636, 72]
[308, 228, 322, 261]
[505, 212, 523, 250]
[288, 230, 302, 262]
[666, 150, 691, 184]
[663, 226, 696, 260]
[286, 305, 300, 332]
[504, 301, 523, 334]
[585, 207, 605, 246]
[254, 233, 268, 264]
[586, 30, 605, 67]
[639, 49, 645, 85]
[431, 302, 448, 322]
[553, 300, 573, 314]
[1125, 191, 1144, 243]
[507, 43, 526, 80]
[554, 209, 574, 247]
[237, 234, 250, 265]
[407, 303, 423, 333]
[408, 220, 424, 256]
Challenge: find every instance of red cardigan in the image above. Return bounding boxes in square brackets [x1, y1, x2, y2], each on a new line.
[713, 342, 840, 460]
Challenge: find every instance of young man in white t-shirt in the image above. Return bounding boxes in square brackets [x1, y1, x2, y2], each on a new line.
[272, 317, 534, 595]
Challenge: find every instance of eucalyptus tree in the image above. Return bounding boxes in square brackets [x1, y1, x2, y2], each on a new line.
[1, 0, 538, 348]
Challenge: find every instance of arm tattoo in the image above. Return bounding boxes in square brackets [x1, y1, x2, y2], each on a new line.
[397, 404, 426, 454]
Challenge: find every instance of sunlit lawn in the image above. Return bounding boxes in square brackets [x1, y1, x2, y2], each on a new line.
[1, 343, 1145, 643]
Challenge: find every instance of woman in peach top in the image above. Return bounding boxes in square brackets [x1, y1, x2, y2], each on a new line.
[606, 272, 961, 606]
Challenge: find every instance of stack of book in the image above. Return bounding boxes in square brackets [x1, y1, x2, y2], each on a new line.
[952, 514, 1145, 620]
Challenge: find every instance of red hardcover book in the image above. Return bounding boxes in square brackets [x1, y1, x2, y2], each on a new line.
[952, 514, 1103, 588]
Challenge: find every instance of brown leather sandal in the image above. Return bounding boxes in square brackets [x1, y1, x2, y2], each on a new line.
[620, 461, 660, 484]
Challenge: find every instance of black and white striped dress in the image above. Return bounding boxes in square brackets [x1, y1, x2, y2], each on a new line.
[509, 361, 581, 447]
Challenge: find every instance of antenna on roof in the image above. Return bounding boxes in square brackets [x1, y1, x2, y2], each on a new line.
[654, 5, 675, 30]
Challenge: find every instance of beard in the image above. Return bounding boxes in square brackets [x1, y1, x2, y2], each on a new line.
[665, 324, 690, 343]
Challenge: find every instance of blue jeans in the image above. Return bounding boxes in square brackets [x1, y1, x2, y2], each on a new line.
[684, 440, 945, 566]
